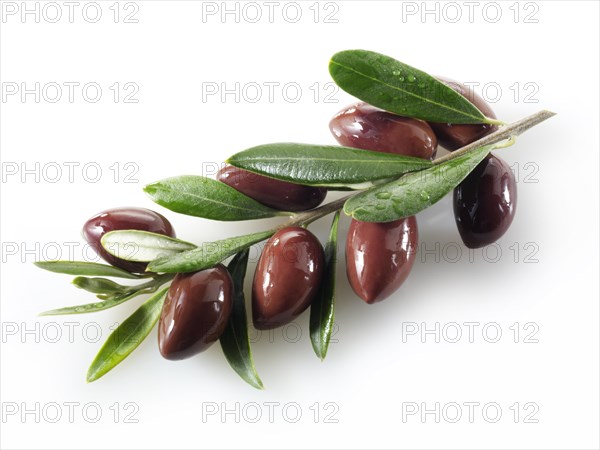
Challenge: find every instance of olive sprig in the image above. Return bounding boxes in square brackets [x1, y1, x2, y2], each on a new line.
[35, 49, 555, 389]
[45, 275, 173, 316]
[105, 109, 550, 274]
[34, 260, 171, 314]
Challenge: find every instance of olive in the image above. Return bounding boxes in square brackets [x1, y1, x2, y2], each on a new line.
[454, 154, 517, 248]
[158, 265, 233, 360]
[329, 102, 438, 159]
[252, 227, 324, 329]
[217, 165, 327, 212]
[428, 76, 498, 150]
[346, 217, 418, 304]
[82, 207, 176, 273]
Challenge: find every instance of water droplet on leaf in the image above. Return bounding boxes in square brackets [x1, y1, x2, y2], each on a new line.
[376, 192, 392, 200]
[407, 75, 416, 82]
[392, 202, 405, 216]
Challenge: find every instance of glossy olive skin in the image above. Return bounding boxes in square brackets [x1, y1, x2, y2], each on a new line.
[158, 265, 233, 360]
[82, 207, 176, 273]
[252, 227, 324, 329]
[454, 154, 517, 248]
[217, 165, 327, 212]
[329, 102, 438, 159]
[346, 217, 418, 304]
[428, 76, 498, 151]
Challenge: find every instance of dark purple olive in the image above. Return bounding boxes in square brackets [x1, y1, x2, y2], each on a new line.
[454, 154, 517, 248]
[158, 265, 233, 360]
[329, 102, 438, 159]
[82, 207, 175, 273]
[217, 165, 327, 212]
[346, 217, 418, 304]
[252, 227, 324, 329]
[428, 76, 498, 151]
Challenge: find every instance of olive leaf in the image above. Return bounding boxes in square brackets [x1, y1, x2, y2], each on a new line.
[310, 211, 340, 361]
[34, 261, 144, 279]
[220, 249, 264, 390]
[329, 49, 500, 125]
[40, 274, 173, 316]
[43, 291, 142, 316]
[101, 230, 196, 263]
[39, 292, 142, 316]
[144, 175, 288, 221]
[148, 230, 273, 274]
[86, 287, 169, 382]
[227, 143, 432, 188]
[72, 277, 131, 296]
[344, 144, 495, 222]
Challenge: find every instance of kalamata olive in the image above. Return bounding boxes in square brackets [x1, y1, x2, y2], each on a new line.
[329, 102, 438, 159]
[346, 217, 418, 304]
[454, 154, 517, 248]
[82, 207, 176, 273]
[252, 227, 324, 329]
[428, 76, 498, 150]
[158, 265, 233, 360]
[217, 165, 327, 212]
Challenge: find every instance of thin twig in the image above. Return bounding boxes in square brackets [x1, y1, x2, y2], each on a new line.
[432, 109, 556, 165]
[278, 109, 556, 229]
[279, 195, 353, 229]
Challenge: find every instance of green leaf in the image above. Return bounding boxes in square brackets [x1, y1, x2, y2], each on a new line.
[72, 277, 131, 296]
[227, 143, 432, 188]
[220, 250, 264, 390]
[310, 211, 340, 360]
[344, 144, 495, 222]
[34, 261, 143, 279]
[40, 289, 148, 316]
[86, 287, 169, 382]
[147, 230, 273, 274]
[144, 175, 286, 221]
[40, 274, 172, 316]
[329, 49, 498, 125]
[101, 230, 197, 263]
[40, 294, 137, 316]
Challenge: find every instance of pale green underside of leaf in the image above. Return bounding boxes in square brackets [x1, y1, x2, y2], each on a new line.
[86, 287, 168, 382]
[344, 144, 496, 222]
[220, 250, 264, 389]
[329, 49, 491, 124]
[101, 230, 197, 263]
[144, 175, 285, 221]
[227, 143, 432, 188]
[148, 230, 273, 273]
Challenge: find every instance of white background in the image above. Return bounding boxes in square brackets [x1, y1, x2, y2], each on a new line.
[1, 1, 599, 449]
